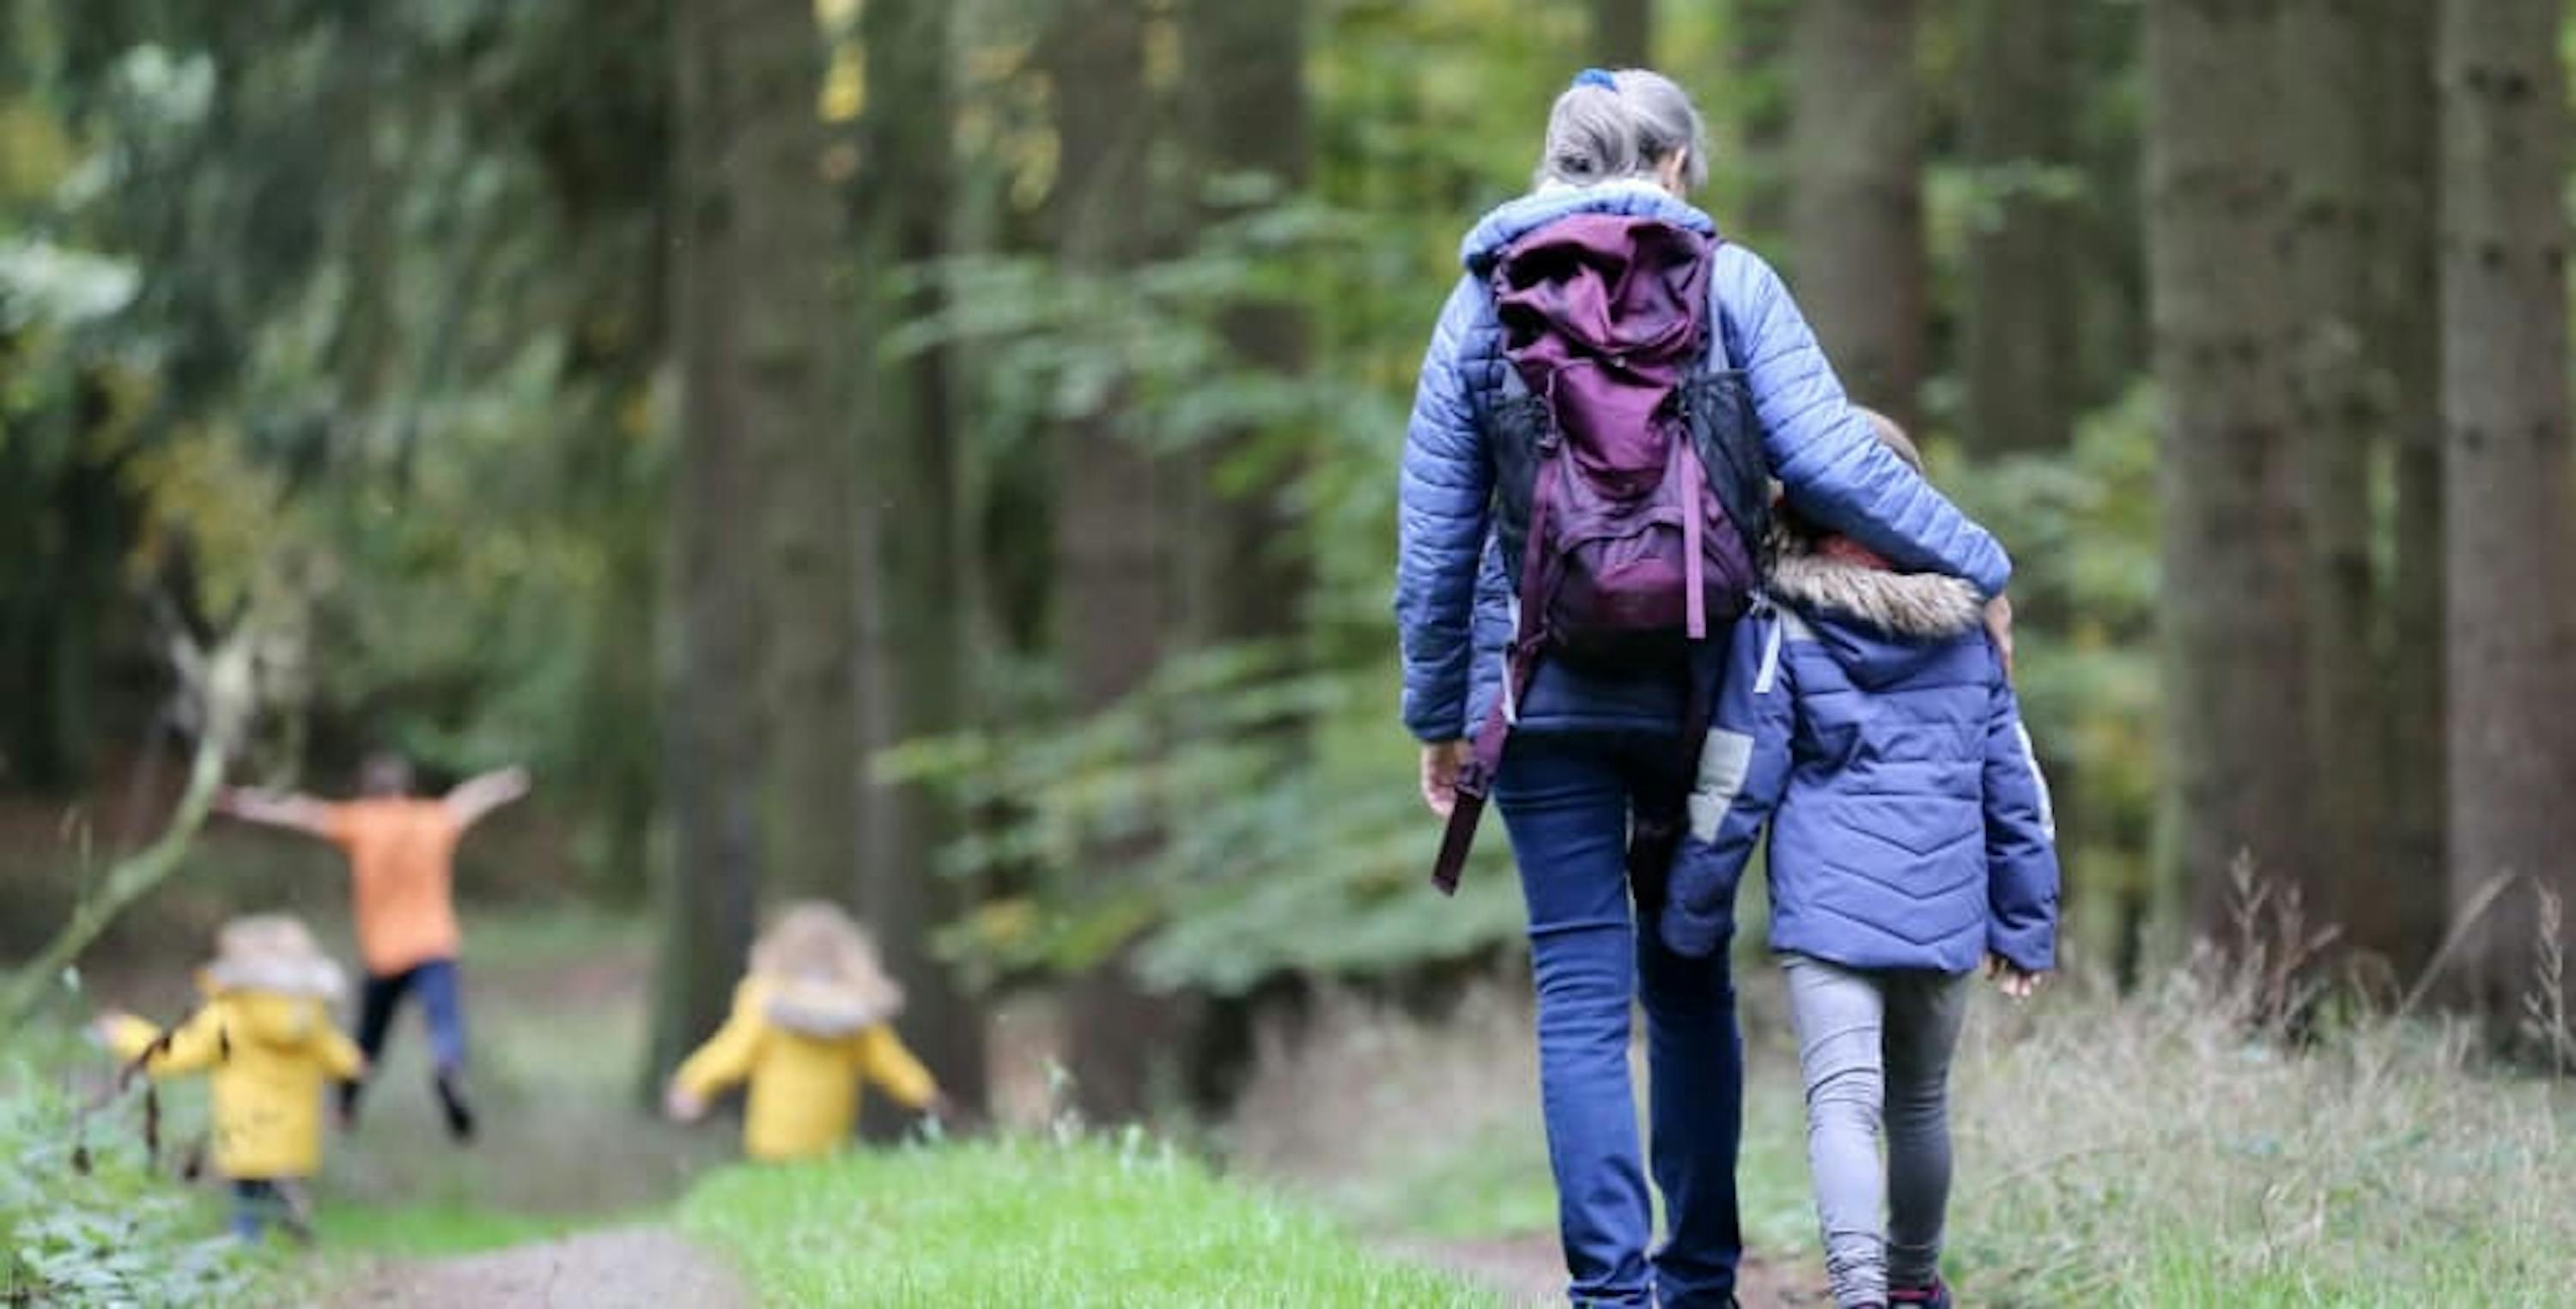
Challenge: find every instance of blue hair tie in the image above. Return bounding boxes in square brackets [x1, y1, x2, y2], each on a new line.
[1574, 68, 1617, 91]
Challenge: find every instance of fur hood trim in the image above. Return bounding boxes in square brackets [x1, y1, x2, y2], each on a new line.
[1765, 527, 1984, 639]
[749, 902, 905, 1033]
[204, 914, 346, 1000]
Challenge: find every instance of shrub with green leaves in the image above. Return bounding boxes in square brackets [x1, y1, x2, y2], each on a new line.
[2, 1048, 270, 1306]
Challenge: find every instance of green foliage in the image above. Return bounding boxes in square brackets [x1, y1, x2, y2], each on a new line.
[678, 1134, 1497, 1307]
[1941, 387, 2164, 960]
[890, 648, 1526, 996]
[1294, 968, 2576, 1306]
[1, 1045, 274, 1306]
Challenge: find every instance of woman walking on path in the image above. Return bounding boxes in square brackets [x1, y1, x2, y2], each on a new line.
[1393, 70, 2013, 1308]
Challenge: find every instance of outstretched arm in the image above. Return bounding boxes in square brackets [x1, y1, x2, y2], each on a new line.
[858, 1025, 941, 1113]
[212, 787, 341, 840]
[665, 983, 762, 1121]
[1717, 245, 2014, 597]
[97, 1007, 228, 1077]
[444, 766, 531, 830]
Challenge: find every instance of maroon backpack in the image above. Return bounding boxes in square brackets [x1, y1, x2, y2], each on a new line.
[1431, 215, 1769, 895]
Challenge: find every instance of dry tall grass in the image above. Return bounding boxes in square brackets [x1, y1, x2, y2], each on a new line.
[1230, 939, 2576, 1307]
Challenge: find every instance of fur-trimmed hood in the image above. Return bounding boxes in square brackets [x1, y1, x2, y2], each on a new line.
[1765, 526, 1984, 639]
[1765, 527, 1987, 689]
[202, 913, 346, 1002]
[748, 902, 904, 1036]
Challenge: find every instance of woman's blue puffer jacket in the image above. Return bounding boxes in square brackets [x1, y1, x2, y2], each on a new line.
[1394, 182, 2014, 744]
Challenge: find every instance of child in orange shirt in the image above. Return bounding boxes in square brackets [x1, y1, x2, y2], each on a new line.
[214, 752, 527, 1141]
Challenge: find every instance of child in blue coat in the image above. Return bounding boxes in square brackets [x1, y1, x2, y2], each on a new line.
[1660, 414, 2059, 1309]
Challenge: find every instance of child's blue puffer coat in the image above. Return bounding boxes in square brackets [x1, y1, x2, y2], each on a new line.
[1394, 181, 2014, 745]
[1659, 534, 2060, 974]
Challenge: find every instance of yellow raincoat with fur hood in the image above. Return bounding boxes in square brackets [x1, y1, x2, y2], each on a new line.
[105, 915, 365, 1180]
[670, 903, 939, 1161]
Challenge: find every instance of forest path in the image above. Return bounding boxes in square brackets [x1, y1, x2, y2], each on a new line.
[1402, 1234, 1818, 1308]
[326, 1225, 748, 1309]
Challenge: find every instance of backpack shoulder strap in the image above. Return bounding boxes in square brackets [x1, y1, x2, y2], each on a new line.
[1702, 239, 1737, 375]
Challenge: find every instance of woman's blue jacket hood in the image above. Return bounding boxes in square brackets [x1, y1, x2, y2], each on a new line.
[1394, 183, 2014, 745]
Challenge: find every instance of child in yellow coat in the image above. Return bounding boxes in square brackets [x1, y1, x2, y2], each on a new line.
[663, 902, 947, 1161]
[94, 914, 367, 1242]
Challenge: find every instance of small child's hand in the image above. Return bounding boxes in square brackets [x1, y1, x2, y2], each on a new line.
[663, 1084, 707, 1124]
[1984, 954, 2046, 1001]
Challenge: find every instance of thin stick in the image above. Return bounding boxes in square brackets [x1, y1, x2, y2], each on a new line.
[2397, 871, 2520, 1020]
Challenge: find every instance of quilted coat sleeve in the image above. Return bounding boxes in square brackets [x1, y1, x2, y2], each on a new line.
[1715, 245, 2014, 597]
[1660, 609, 1795, 958]
[1982, 659, 2061, 973]
[1395, 276, 1498, 742]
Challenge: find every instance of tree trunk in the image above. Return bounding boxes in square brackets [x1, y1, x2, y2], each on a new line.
[1592, 0, 1651, 66]
[2144, 0, 2312, 940]
[2378, 0, 2445, 980]
[1728, 0, 1795, 245]
[2438, 0, 2576, 1017]
[1171, 0, 1312, 1110]
[853, 0, 987, 1116]
[2278, 0, 2387, 960]
[1048, 0, 1179, 1124]
[1180, 0, 1311, 650]
[1786, 0, 1925, 425]
[1959, 0, 2083, 456]
[646, 0, 767, 1088]
[742, 0, 860, 906]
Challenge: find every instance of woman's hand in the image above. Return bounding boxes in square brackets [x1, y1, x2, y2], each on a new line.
[1419, 741, 1470, 818]
[1985, 954, 2046, 1001]
[1983, 591, 2016, 680]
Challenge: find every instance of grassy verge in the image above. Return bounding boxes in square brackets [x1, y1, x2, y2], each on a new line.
[678, 1135, 1501, 1307]
[1242, 964, 2576, 1307]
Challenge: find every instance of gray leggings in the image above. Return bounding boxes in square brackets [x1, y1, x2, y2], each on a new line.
[1782, 954, 1970, 1309]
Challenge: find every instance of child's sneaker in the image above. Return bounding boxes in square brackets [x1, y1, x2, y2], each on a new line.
[433, 1069, 478, 1142]
[1889, 1280, 1953, 1309]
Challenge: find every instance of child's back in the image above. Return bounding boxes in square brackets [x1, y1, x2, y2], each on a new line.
[100, 914, 364, 1241]
[1662, 534, 2057, 974]
[664, 901, 944, 1161]
[1661, 458, 2061, 1307]
[675, 976, 937, 1161]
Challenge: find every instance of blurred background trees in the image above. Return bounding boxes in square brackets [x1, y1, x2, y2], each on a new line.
[6, 0, 2575, 1114]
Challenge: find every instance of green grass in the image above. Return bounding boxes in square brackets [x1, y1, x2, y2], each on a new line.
[1252, 959, 2576, 1308]
[679, 1135, 1502, 1307]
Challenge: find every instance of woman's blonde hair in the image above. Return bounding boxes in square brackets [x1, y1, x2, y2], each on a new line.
[1536, 69, 1710, 191]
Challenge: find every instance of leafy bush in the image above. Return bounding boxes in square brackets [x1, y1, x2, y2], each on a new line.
[2, 1036, 272, 1306]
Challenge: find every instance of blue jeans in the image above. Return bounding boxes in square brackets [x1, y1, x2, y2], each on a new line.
[1496, 731, 1745, 1308]
[354, 957, 469, 1073]
[229, 1179, 285, 1243]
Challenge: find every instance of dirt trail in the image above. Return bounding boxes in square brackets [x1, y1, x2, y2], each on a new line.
[1404, 1233, 1820, 1308]
[329, 1226, 749, 1309]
